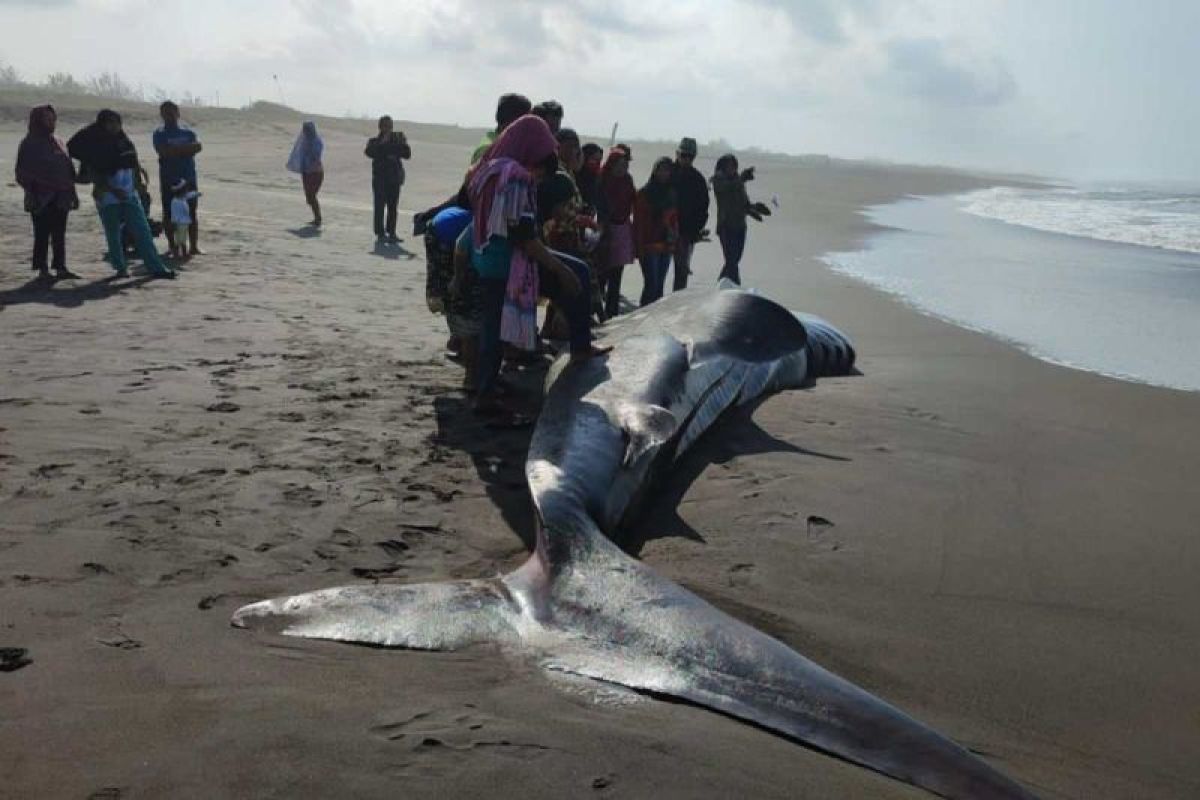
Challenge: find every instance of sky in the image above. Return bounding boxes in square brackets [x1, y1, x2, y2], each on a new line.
[1, 0, 1198, 182]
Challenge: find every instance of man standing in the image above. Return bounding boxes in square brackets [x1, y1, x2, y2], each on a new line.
[153, 101, 202, 258]
[669, 137, 708, 291]
[532, 100, 564, 135]
[364, 115, 410, 242]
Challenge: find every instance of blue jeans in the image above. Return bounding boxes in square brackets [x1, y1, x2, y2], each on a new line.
[671, 241, 694, 291]
[718, 227, 746, 285]
[99, 200, 171, 275]
[638, 251, 671, 306]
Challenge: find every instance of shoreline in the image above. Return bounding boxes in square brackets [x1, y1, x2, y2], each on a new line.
[3, 115, 1198, 799]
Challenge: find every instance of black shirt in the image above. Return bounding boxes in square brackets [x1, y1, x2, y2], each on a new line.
[671, 162, 710, 241]
[364, 133, 410, 184]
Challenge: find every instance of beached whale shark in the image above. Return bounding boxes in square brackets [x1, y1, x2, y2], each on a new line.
[233, 286, 1035, 799]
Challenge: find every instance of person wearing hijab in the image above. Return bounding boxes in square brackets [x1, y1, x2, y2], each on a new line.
[67, 109, 174, 279]
[466, 114, 603, 420]
[15, 105, 79, 281]
[632, 156, 679, 307]
[596, 146, 636, 317]
[711, 153, 769, 285]
[287, 121, 324, 226]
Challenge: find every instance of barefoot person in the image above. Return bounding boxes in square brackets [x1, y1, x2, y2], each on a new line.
[67, 109, 174, 279]
[364, 115, 410, 242]
[287, 121, 324, 226]
[153, 100, 202, 258]
[633, 156, 679, 306]
[15, 105, 79, 282]
[669, 137, 709, 291]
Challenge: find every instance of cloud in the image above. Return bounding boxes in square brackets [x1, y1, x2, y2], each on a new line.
[878, 36, 1016, 107]
[746, 0, 880, 43]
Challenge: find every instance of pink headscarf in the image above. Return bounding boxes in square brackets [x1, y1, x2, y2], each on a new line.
[467, 114, 557, 249]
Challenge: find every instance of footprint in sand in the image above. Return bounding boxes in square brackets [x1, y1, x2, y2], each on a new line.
[371, 706, 552, 760]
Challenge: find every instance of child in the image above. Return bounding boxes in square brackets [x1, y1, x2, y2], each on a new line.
[168, 178, 200, 258]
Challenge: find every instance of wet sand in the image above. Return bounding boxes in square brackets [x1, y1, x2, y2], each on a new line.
[2, 100, 1198, 799]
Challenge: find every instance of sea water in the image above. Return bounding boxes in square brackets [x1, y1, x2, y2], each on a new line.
[821, 186, 1200, 391]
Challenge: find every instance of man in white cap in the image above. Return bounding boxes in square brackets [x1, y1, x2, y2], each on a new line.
[670, 136, 709, 291]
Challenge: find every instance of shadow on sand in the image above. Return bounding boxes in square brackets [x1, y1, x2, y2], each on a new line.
[621, 399, 853, 557]
[0, 273, 158, 310]
[287, 225, 322, 239]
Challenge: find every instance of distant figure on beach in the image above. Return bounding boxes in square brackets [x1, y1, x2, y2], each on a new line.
[287, 121, 324, 226]
[168, 178, 201, 240]
[153, 100, 203, 258]
[470, 93, 532, 166]
[597, 145, 636, 317]
[532, 100, 564, 135]
[712, 154, 769, 285]
[15, 105, 79, 282]
[633, 157, 680, 306]
[670, 137, 709, 291]
[67, 109, 174, 279]
[364, 115, 410, 242]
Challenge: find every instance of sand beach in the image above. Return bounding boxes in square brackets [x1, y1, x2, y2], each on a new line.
[2, 97, 1198, 799]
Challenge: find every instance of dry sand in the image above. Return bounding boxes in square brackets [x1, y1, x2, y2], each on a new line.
[2, 99, 1198, 799]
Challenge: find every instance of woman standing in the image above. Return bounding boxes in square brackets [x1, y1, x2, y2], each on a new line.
[596, 147, 636, 317]
[711, 154, 767, 285]
[632, 156, 679, 307]
[466, 114, 601, 420]
[287, 121, 325, 226]
[67, 109, 174, 279]
[15, 105, 79, 281]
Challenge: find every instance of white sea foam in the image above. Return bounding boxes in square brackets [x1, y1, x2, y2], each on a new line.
[960, 186, 1200, 255]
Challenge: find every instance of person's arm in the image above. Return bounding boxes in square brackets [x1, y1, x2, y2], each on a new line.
[396, 133, 411, 160]
[365, 137, 378, 159]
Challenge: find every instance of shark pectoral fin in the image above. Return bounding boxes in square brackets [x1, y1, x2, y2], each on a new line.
[231, 579, 519, 651]
[615, 403, 678, 468]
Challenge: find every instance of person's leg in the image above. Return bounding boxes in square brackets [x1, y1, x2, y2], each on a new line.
[604, 266, 623, 317]
[672, 241, 693, 291]
[187, 198, 201, 255]
[49, 207, 72, 275]
[541, 253, 594, 354]
[638, 257, 655, 306]
[31, 210, 51, 276]
[386, 181, 401, 238]
[122, 200, 173, 276]
[654, 252, 670, 299]
[372, 176, 385, 237]
[99, 205, 128, 273]
[727, 227, 746, 285]
[475, 277, 507, 402]
[161, 190, 177, 255]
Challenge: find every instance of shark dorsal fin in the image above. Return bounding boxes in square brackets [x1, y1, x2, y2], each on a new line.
[614, 402, 677, 468]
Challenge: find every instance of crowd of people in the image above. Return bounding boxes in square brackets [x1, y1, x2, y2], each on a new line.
[13, 94, 771, 425]
[14, 101, 205, 281]
[417, 93, 771, 425]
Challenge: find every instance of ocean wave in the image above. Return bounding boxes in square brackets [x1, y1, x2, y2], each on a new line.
[960, 186, 1200, 255]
